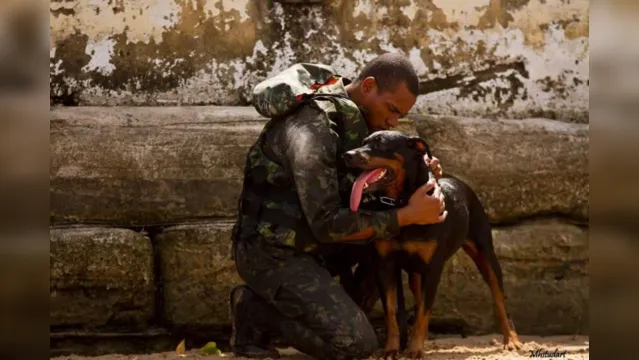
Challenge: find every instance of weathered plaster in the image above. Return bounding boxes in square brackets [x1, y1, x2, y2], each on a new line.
[50, 0, 589, 122]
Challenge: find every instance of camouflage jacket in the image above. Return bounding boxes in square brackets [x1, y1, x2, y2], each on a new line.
[233, 66, 400, 253]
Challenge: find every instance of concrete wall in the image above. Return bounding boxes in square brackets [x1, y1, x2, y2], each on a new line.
[50, 0, 589, 122]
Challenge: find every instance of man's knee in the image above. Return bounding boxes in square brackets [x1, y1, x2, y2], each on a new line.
[348, 327, 378, 359]
[329, 312, 378, 359]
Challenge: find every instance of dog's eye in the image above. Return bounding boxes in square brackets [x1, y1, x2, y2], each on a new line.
[375, 139, 388, 151]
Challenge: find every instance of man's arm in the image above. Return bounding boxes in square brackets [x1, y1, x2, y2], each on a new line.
[281, 115, 400, 243]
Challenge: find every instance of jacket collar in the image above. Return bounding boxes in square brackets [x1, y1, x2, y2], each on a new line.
[315, 76, 370, 152]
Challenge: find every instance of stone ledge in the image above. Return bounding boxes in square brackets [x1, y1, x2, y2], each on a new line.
[413, 115, 589, 223]
[154, 220, 241, 328]
[151, 218, 588, 336]
[50, 227, 155, 330]
[50, 106, 415, 226]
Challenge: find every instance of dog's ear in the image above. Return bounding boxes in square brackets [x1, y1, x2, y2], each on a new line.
[408, 136, 430, 155]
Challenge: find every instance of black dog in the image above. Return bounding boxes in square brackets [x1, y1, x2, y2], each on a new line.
[341, 130, 522, 359]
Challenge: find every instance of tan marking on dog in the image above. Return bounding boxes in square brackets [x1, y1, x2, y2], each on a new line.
[402, 240, 438, 264]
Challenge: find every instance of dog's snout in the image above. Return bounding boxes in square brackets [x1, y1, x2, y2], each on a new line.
[343, 150, 369, 167]
[343, 151, 355, 162]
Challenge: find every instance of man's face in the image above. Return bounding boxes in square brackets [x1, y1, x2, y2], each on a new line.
[358, 77, 417, 132]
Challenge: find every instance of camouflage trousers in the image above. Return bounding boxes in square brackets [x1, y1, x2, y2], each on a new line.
[233, 237, 378, 360]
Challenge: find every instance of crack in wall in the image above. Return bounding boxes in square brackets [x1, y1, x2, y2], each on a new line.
[419, 58, 529, 95]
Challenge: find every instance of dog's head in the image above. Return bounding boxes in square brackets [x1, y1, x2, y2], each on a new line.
[343, 130, 433, 211]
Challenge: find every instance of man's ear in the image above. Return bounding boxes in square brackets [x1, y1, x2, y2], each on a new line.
[360, 77, 377, 95]
[408, 136, 431, 156]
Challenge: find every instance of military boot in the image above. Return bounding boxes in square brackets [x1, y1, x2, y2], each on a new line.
[230, 285, 281, 359]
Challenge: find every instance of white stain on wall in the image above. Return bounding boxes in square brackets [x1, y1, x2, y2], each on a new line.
[400, 1, 419, 21]
[267, 32, 297, 78]
[353, 0, 373, 18]
[431, 0, 490, 25]
[408, 47, 429, 76]
[82, 37, 117, 76]
[203, 0, 249, 19]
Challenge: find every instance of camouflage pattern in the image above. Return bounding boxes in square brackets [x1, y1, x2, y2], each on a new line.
[252, 63, 337, 118]
[233, 236, 378, 360]
[233, 63, 400, 253]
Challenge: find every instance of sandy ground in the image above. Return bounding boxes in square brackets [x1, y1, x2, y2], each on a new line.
[52, 334, 589, 360]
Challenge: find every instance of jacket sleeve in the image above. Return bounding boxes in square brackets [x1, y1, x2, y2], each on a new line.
[281, 112, 401, 243]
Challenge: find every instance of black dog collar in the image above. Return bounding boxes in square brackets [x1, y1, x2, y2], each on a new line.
[360, 193, 402, 210]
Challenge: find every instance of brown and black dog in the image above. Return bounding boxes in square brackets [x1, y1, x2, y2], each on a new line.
[341, 130, 523, 359]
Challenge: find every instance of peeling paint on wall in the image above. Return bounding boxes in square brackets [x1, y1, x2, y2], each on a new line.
[82, 37, 117, 76]
[50, 0, 589, 122]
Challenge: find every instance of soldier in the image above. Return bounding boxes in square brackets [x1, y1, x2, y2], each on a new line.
[230, 53, 446, 359]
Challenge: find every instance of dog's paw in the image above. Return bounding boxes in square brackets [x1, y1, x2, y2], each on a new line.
[403, 348, 426, 359]
[379, 349, 400, 360]
[503, 336, 523, 351]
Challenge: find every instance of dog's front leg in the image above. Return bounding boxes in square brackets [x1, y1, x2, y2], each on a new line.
[375, 240, 400, 360]
[405, 264, 444, 359]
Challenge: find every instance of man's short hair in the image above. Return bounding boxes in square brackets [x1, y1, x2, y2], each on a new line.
[355, 52, 420, 96]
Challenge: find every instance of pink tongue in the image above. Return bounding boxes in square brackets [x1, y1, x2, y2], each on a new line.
[350, 168, 385, 212]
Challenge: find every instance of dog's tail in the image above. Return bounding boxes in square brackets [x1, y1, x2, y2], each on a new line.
[466, 189, 517, 331]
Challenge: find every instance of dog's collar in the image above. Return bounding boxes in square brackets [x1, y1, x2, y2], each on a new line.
[360, 193, 403, 210]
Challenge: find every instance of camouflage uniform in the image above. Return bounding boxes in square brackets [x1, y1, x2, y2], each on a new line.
[231, 64, 400, 359]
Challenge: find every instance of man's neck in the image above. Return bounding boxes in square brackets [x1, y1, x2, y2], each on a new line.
[344, 81, 360, 102]
[344, 81, 372, 127]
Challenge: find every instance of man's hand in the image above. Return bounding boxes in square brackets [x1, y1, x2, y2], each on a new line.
[397, 179, 447, 226]
[424, 155, 443, 180]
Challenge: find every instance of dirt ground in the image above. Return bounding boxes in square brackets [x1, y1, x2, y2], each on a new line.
[52, 334, 589, 360]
